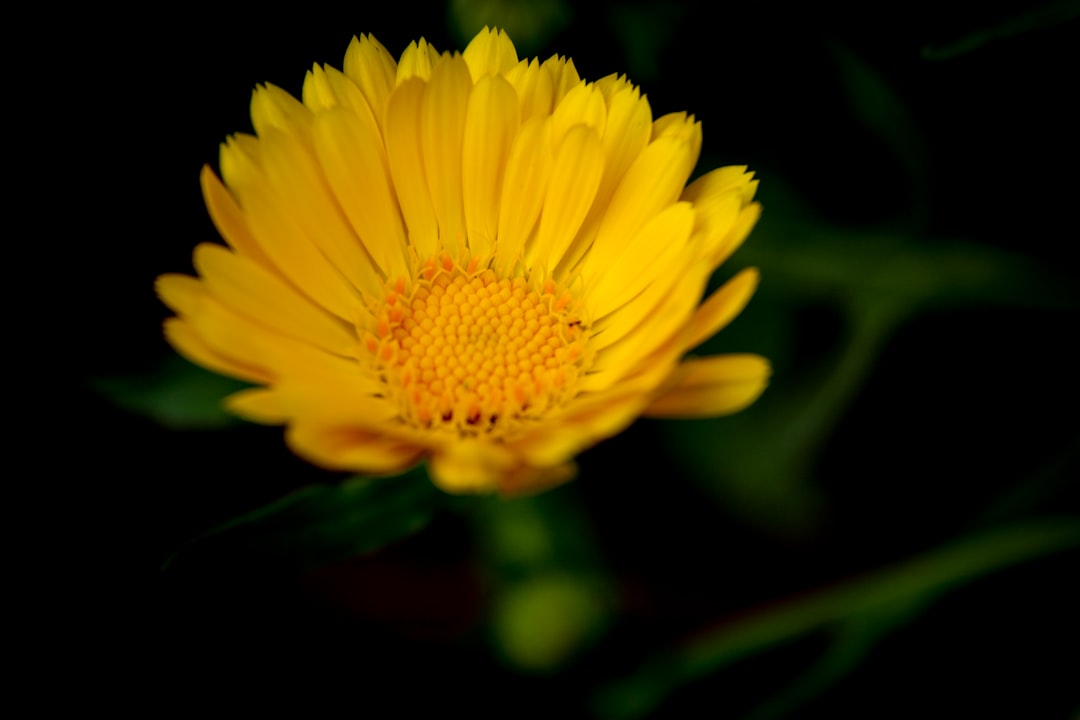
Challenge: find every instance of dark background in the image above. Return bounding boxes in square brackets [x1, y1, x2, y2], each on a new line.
[52, 1, 1079, 716]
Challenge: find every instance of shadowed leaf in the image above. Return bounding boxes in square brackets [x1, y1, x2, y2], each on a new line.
[93, 355, 250, 429]
[163, 467, 442, 576]
[594, 518, 1080, 719]
[922, 0, 1080, 60]
[449, 0, 573, 56]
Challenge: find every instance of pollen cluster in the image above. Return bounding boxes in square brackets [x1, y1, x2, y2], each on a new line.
[364, 254, 590, 435]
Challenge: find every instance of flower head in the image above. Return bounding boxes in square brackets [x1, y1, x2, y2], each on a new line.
[156, 28, 769, 495]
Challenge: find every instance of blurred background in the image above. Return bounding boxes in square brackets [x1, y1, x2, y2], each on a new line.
[66, 0, 1077, 716]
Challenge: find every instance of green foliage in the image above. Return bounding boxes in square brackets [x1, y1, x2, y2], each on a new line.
[92, 355, 250, 430]
[594, 519, 1080, 719]
[667, 174, 1079, 537]
[608, 2, 688, 82]
[475, 487, 616, 672]
[163, 468, 441, 576]
[922, 0, 1080, 60]
[492, 571, 611, 672]
[449, 0, 573, 55]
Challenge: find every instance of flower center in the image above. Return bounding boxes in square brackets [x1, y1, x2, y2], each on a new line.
[364, 254, 589, 436]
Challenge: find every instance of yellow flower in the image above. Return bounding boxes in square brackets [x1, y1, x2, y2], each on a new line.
[156, 28, 769, 495]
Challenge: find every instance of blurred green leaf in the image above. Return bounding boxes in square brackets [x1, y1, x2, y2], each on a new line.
[492, 571, 611, 673]
[474, 487, 616, 671]
[92, 355, 249, 430]
[163, 467, 441, 576]
[449, 0, 573, 56]
[476, 485, 608, 575]
[666, 294, 900, 537]
[674, 193, 1079, 536]
[594, 518, 1080, 719]
[977, 441, 1080, 525]
[922, 0, 1080, 60]
[742, 219, 1080, 313]
[609, 2, 688, 82]
[741, 595, 934, 720]
[828, 43, 930, 224]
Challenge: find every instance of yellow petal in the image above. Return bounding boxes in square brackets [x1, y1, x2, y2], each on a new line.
[302, 63, 373, 117]
[684, 268, 760, 351]
[155, 273, 203, 316]
[216, 134, 360, 320]
[593, 72, 630, 101]
[584, 202, 694, 320]
[597, 84, 653, 196]
[396, 38, 441, 83]
[256, 127, 385, 299]
[193, 242, 357, 354]
[681, 165, 757, 206]
[181, 290, 363, 383]
[462, 74, 521, 259]
[343, 33, 397, 127]
[493, 116, 553, 276]
[584, 135, 698, 274]
[583, 262, 711, 392]
[709, 203, 762, 268]
[550, 82, 606, 147]
[224, 388, 289, 424]
[554, 83, 652, 276]
[287, 422, 425, 474]
[428, 439, 514, 493]
[513, 389, 649, 467]
[200, 165, 277, 272]
[645, 354, 770, 417]
[529, 124, 603, 270]
[651, 112, 702, 163]
[250, 83, 312, 139]
[504, 57, 554, 121]
[273, 374, 403, 429]
[683, 166, 760, 267]
[690, 191, 743, 265]
[463, 26, 518, 81]
[161, 275, 357, 389]
[312, 108, 410, 283]
[163, 318, 269, 385]
[542, 55, 580, 104]
[384, 77, 439, 259]
[301, 65, 336, 112]
[217, 133, 261, 193]
[422, 53, 473, 256]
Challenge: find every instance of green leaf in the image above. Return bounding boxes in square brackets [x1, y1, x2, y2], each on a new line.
[609, 2, 689, 83]
[163, 467, 442, 576]
[741, 216, 1080, 313]
[594, 518, 1080, 720]
[680, 186, 1078, 535]
[921, 0, 1080, 60]
[92, 355, 250, 430]
[491, 571, 611, 673]
[472, 487, 616, 672]
[828, 43, 930, 224]
[665, 296, 901, 537]
[449, 0, 573, 56]
[741, 596, 934, 720]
